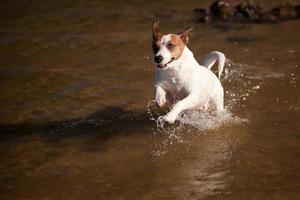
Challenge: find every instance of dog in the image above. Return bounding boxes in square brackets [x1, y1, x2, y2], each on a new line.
[152, 21, 226, 124]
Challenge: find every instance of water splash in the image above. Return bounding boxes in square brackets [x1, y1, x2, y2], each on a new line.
[147, 60, 264, 155]
[177, 109, 244, 130]
[148, 101, 245, 132]
[147, 100, 246, 158]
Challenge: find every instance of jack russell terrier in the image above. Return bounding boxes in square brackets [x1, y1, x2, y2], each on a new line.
[152, 21, 226, 124]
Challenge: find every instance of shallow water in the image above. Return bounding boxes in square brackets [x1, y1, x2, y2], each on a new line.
[0, 0, 300, 199]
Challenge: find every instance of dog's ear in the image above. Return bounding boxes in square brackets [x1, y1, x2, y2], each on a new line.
[152, 20, 162, 41]
[179, 27, 193, 44]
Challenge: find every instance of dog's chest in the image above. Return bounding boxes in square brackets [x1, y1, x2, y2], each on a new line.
[157, 67, 191, 95]
[170, 75, 185, 89]
[165, 72, 190, 97]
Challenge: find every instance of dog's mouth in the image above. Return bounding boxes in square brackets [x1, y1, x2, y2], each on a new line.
[157, 57, 175, 68]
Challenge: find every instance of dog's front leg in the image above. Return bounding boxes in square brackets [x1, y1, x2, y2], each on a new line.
[164, 94, 199, 124]
[155, 86, 167, 107]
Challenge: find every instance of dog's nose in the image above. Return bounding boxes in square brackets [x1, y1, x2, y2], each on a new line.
[154, 55, 163, 63]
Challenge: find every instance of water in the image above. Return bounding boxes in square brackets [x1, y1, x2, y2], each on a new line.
[0, 0, 300, 199]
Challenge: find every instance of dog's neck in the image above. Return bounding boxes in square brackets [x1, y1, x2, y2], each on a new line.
[159, 46, 197, 77]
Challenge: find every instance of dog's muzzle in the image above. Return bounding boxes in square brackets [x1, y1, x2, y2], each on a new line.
[157, 57, 176, 68]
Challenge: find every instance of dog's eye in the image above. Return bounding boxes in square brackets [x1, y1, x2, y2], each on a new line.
[167, 43, 176, 50]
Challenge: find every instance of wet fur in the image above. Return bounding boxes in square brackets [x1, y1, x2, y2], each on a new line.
[152, 21, 226, 124]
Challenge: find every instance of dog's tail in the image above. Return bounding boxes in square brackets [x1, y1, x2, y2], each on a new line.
[201, 51, 225, 79]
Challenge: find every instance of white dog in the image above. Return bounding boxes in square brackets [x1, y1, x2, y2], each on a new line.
[152, 21, 226, 124]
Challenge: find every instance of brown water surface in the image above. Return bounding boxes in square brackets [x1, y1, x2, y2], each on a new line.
[0, 0, 300, 199]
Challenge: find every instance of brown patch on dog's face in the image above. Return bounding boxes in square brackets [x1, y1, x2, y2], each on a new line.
[167, 34, 186, 59]
[162, 27, 193, 60]
[151, 23, 194, 67]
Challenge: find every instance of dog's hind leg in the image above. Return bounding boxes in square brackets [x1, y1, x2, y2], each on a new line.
[211, 92, 224, 113]
[208, 98, 223, 114]
[216, 98, 224, 112]
[208, 85, 224, 113]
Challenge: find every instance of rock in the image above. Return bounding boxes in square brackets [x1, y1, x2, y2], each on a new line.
[271, 4, 297, 20]
[209, 0, 234, 21]
[259, 12, 279, 23]
[235, 0, 263, 21]
[194, 1, 300, 24]
[194, 8, 211, 23]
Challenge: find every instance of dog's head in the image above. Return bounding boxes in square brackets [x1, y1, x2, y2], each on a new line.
[152, 21, 193, 68]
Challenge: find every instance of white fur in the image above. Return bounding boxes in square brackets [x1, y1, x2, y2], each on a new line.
[155, 35, 172, 65]
[154, 45, 226, 124]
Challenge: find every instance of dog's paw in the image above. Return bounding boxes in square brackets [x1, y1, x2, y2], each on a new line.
[156, 96, 167, 107]
[163, 114, 177, 124]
